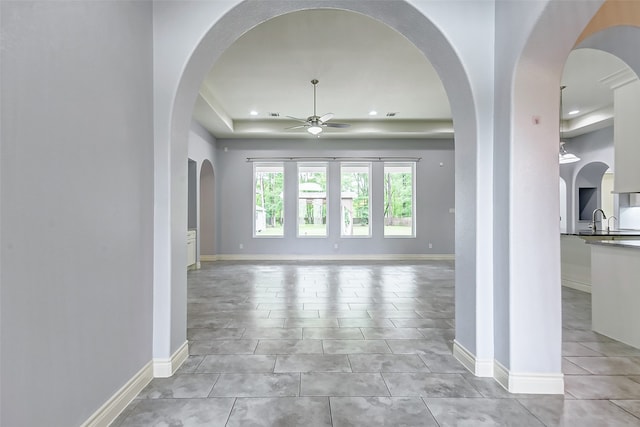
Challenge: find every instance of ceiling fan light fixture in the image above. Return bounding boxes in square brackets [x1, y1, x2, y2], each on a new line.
[284, 80, 351, 134]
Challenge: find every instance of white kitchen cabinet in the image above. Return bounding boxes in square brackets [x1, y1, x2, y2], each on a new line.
[591, 241, 640, 349]
[613, 79, 640, 193]
[561, 235, 592, 293]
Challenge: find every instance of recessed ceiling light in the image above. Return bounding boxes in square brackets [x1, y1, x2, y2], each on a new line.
[568, 110, 580, 115]
[249, 110, 259, 116]
[368, 110, 378, 116]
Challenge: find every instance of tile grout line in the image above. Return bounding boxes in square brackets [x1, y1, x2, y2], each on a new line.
[379, 371, 394, 398]
[327, 396, 334, 427]
[420, 397, 443, 427]
[346, 354, 354, 373]
[608, 400, 640, 421]
[207, 372, 224, 398]
[514, 397, 549, 427]
[223, 397, 238, 427]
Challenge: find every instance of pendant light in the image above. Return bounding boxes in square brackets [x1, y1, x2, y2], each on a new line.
[559, 142, 580, 164]
[559, 86, 580, 164]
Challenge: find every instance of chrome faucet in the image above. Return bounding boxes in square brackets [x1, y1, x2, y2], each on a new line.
[607, 215, 617, 232]
[591, 208, 607, 232]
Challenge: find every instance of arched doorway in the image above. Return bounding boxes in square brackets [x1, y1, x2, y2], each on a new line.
[156, 0, 486, 381]
[154, 0, 640, 393]
[200, 160, 215, 260]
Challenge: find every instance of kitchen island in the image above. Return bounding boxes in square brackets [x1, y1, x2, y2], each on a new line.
[590, 239, 640, 349]
[561, 230, 640, 293]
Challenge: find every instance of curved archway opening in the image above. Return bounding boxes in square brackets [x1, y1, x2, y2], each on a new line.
[155, 0, 640, 393]
[159, 0, 484, 379]
[574, 23, 640, 233]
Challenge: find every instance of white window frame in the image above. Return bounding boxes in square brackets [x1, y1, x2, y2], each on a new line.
[297, 162, 328, 238]
[383, 161, 416, 238]
[253, 162, 284, 238]
[340, 162, 372, 238]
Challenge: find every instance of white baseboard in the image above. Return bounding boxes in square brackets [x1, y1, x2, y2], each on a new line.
[81, 361, 153, 427]
[494, 360, 510, 391]
[562, 278, 591, 293]
[453, 340, 493, 377]
[493, 360, 564, 394]
[213, 254, 454, 261]
[153, 341, 189, 378]
[200, 255, 217, 262]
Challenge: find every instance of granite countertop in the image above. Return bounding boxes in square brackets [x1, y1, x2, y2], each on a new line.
[575, 229, 640, 236]
[587, 239, 640, 250]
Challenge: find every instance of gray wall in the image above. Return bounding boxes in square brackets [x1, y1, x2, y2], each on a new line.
[214, 138, 455, 256]
[188, 122, 218, 258]
[1, 2, 154, 426]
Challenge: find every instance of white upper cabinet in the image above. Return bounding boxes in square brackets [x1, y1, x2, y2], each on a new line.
[614, 79, 640, 193]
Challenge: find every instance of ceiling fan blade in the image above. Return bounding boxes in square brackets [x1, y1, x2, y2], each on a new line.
[285, 115, 309, 124]
[284, 81, 344, 132]
[319, 113, 334, 123]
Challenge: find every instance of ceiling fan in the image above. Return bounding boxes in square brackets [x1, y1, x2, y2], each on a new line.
[286, 79, 351, 135]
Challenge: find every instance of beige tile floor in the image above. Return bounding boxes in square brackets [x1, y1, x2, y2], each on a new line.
[113, 261, 640, 426]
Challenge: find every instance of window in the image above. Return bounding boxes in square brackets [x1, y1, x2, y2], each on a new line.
[298, 163, 327, 237]
[383, 162, 415, 237]
[341, 163, 371, 237]
[254, 163, 284, 237]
